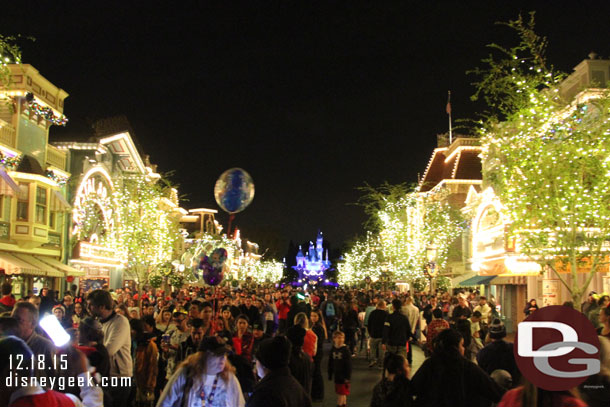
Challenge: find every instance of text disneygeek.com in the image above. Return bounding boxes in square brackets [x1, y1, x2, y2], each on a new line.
[6, 375, 132, 391]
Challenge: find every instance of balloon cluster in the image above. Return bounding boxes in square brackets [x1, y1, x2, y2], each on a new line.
[197, 248, 228, 286]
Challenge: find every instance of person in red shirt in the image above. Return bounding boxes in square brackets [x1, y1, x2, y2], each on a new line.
[425, 308, 449, 355]
[0, 282, 16, 312]
[276, 291, 291, 333]
[232, 314, 254, 362]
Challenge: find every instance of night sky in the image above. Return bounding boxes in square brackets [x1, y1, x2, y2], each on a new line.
[3, 2, 610, 258]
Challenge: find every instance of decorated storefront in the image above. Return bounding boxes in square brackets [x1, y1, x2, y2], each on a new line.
[57, 126, 185, 291]
[466, 186, 609, 331]
[69, 165, 124, 290]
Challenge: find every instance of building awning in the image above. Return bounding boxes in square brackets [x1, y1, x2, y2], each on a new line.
[489, 275, 528, 285]
[13, 254, 64, 277]
[0, 167, 19, 196]
[458, 275, 497, 287]
[50, 190, 71, 211]
[0, 252, 46, 276]
[36, 255, 86, 276]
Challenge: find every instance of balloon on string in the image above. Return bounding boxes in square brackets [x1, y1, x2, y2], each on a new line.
[210, 248, 228, 268]
[203, 263, 226, 286]
[214, 168, 255, 214]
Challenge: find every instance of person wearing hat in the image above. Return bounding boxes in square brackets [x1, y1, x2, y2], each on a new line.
[476, 318, 520, 385]
[247, 335, 312, 407]
[286, 325, 314, 395]
[53, 304, 72, 329]
[0, 336, 102, 407]
[582, 291, 598, 315]
[157, 335, 245, 407]
[251, 321, 270, 357]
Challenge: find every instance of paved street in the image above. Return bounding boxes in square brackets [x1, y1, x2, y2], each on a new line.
[314, 342, 425, 407]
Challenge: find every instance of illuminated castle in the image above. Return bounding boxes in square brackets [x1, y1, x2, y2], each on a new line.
[293, 231, 331, 280]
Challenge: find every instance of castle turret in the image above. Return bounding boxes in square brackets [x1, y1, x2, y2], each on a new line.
[296, 245, 305, 268]
[316, 230, 324, 262]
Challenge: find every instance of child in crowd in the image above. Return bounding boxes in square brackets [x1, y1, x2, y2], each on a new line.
[328, 330, 352, 407]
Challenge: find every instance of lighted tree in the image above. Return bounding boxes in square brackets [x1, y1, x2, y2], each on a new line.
[473, 13, 610, 306]
[114, 175, 181, 289]
[245, 259, 284, 283]
[338, 232, 384, 286]
[0, 34, 22, 89]
[340, 184, 464, 285]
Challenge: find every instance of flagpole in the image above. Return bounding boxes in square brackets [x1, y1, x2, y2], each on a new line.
[447, 90, 453, 145]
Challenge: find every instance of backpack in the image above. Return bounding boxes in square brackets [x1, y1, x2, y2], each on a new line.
[325, 302, 335, 317]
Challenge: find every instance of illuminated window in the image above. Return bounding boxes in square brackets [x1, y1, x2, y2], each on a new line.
[35, 186, 47, 225]
[16, 184, 29, 221]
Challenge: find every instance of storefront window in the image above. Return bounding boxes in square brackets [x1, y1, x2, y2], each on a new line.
[35, 186, 47, 224]
[16, 183, 29, 221]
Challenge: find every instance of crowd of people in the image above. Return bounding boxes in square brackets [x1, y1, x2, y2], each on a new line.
[0, 280, 609, 406]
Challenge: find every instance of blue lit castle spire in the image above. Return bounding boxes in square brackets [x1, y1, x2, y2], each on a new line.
[294, 230, 331, 282]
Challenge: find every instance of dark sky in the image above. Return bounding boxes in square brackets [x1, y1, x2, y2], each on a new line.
[4, 1, 610, 258]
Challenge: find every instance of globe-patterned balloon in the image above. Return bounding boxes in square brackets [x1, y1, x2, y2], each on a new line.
[214, 168, 255, 214]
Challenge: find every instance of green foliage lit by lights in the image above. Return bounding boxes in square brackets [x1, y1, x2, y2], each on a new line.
[0, 34, 22, 89]
[339, 185, 464, 286]
[473, 12, 610, 305]
[115, 174, 181, 289]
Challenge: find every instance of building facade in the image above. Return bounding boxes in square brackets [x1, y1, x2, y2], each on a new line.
[54, 122, 185, 291]
[0, 64, 83, 297]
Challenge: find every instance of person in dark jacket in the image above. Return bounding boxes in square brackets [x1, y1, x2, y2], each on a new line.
[310, 309, 326, 402]
[341, 301, 360, 356]
[247, 336, 312, 407]
[383, 299, 412, 361]
[329, 330, 352, 407]
[409, 328, 504, 407]
[524, 298, 539, 316]
[286, 325, 314, 395]
[370, 352, 411, 407]
[367, 300, 388, 368]
[240, 297, 261, 328]
[476, 318, 520, 385]
[175, 318, 204, 365]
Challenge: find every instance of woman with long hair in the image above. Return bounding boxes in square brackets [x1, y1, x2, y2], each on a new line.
[309, 309, 327, 402]
[598, 306, 610, 338]
[232, 314, 254, 362]
[221, 305, 236, 333]
[156, 307, 174, 333]
[157, 336, 245, 407]
[409, 328, 503, 407]
[294, 312, 318, 358]
[524, 299, 539, 316]
[72, 300, 89, 328]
